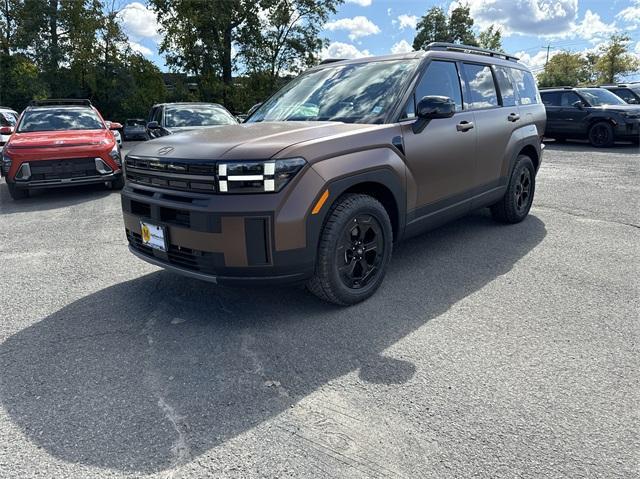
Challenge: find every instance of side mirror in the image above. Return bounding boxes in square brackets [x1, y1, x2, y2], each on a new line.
[413, 96, 456, 134]
[0, 126, 14, 135]
[108, 122, 122, 130]
[572, 100, 585, 109]
[147, 121, 160, 130]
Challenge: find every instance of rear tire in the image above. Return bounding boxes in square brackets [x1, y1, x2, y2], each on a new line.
[307, 194, 393, 306]
[7, 183, 29, 200]
[491, 155, 535, 224]
[588, 121, 614, 148]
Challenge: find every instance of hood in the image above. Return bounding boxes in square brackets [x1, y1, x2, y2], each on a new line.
[8, 129, 112, 149]
[129, 122, 381, 161]
[590, 104, 640, 113]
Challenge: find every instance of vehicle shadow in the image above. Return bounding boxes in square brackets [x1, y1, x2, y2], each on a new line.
[0, 180, 112, 215]
[0, 211, 546, 473]
[543, 139, 640, 155]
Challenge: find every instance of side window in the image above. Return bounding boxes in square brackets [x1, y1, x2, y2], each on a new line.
[614, 88, 637, 103]
[559, 91, 581, 107]
[153, 107, 163, 124]
[511, 69, 539, 105]
[494, 66, 517, 107]
[462, 63, 498, 109]
[541, 92, 560, 106]
[415, 61, 463, 112]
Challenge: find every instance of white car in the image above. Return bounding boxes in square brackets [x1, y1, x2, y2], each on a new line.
[0, 107, 19, 146]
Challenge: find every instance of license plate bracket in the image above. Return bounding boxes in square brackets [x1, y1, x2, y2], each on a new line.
[140, 221, 167, 252]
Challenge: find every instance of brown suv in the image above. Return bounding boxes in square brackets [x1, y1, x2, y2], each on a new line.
[121, 43, 545, 305]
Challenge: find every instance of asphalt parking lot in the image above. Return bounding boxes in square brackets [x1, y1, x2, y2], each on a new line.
[0, 141, 638, 478]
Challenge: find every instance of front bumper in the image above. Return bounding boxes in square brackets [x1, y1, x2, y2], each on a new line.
[121, 175, 326, 285]
[12, 171, 122, 189]
[614, 120, 640, 140]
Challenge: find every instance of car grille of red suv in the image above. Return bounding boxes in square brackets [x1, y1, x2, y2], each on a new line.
[29, 158, 99, 180]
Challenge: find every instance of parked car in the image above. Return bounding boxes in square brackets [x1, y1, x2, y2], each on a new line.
[0, 107, 19, 146]
[146, 102, 238, 138]
[111, 126, 123, 147]
[540, 86, 640, 147]
[1, 99, 123, 200]
[123, 118, 148, 141]
[599, 83, 640, 105]
[121, 43, 545, 305]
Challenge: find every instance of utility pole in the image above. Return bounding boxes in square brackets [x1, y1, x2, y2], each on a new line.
[545, 44, 552, 66]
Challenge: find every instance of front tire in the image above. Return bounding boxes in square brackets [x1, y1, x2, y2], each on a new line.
[588, 121, 614, 148]
[307, 194, 393, 305]
[491, 155, 535, 224]
[7, 183, 29, 200]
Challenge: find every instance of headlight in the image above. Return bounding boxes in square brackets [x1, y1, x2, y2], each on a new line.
[1, 152, 11, 177]
[620, 111, 640, 120]
[109, 142, 121, 166]
[217, 158, 306, 193]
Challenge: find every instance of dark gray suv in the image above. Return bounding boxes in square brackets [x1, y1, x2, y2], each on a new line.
[122, 43, 546, 305]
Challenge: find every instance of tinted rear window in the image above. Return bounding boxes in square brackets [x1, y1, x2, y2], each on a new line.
[510, 69, 539, 105]
[494, 66, 517, 107]
[18, 108, 103, 132]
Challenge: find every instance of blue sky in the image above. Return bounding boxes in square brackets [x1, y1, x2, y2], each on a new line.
[118, 0, 640, 79]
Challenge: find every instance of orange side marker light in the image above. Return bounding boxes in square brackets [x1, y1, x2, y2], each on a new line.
[312, 190, 330, 215]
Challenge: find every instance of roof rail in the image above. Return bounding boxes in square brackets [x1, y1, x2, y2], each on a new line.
[29, 99, 92, 107]
[538, 86, 575, 90]
[426, 42, 519, 62]
[319, 58, 347, 65]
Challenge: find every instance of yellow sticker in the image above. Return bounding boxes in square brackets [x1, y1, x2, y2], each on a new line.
[141, 224, 151, 243]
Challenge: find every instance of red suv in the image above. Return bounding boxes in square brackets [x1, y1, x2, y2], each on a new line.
[1, 99, 123, 200]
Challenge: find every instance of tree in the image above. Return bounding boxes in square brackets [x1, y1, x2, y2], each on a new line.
[448, 3, 476, 46]
[239, 0, 340, 90]
[478, 25, 502, 51]
[537, 52, 591, 87]
[413, 4, 478, 50]
[412, 6, 449, 50]
[594, 34, 640, 84]
[0, 0, 22, 54]
[150, 0, 259, 108]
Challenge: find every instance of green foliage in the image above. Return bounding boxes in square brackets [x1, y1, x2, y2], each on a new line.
[537, 51, 591, 87]
[594, 34, 640, 84]
[413, 4, 478, 50]
[478, 25, 503, 52]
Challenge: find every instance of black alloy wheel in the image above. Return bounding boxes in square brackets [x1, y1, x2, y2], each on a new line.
[336, 214, 385, 290]
[588, 122, 614, 148]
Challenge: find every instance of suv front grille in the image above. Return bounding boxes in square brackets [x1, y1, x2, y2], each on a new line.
[125, 156, 217, 193]
[29, 158, 98, 180]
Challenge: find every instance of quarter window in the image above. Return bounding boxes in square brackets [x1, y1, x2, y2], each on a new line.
[494, 66, 517, 107]
[462, 63, 498, 109]
[511, 69, 539, 105]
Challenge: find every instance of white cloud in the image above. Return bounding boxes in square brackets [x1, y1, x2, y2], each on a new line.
[618, 0, 640, 27]
[129, 41, 153, 56]
[391, 39, 413, 54]
[514, 49, 559, 72]
[397, 14, 418, 30]
[574, 10, 616, 42]
[118, 2, 161, 41]
[450, 0, 578, 36]
[346, 0, 372, 6]
[321, 42, 371, 59]
[325, 16, 381, 40]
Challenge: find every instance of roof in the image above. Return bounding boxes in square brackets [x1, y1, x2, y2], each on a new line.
[152, 102, 225, 108]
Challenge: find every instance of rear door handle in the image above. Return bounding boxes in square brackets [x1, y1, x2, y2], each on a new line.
[508, 113, 520, 122]
[456, 121, 474, 132]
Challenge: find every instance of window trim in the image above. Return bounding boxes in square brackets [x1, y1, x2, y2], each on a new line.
[394, 57, 466, 123]
[460, 61, 501, 111]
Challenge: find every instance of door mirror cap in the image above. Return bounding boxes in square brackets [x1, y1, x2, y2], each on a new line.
[0, 126, 14, 135]
[572, 100, 585, 109]
[417, 96, 456, 120]
[147, 121, 160, 130]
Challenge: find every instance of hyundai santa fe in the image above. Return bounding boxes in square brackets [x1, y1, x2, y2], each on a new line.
[121, 43, 546, 305]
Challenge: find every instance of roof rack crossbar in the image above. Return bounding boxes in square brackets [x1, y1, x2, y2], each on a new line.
[426, 42, 519, 62]
[538, 86, 574, 90]
[29, 99, 92, 107]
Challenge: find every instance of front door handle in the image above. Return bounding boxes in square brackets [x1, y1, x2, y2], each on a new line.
[508, 113, 521, 122]
[456, 121, 474, 132]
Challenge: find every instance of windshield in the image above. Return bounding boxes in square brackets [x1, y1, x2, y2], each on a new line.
[18, 108, 104, 132]
[247, 59, 420, 124]
[578, 88, 626, 106]
[164, 105, 237, 128]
